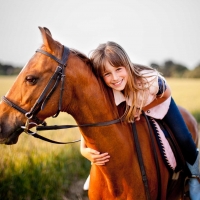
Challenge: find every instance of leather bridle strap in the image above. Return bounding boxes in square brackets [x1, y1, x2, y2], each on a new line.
[31, 108, 127, 144]
[36, 46, 69, 67]
[26, 117, 124, 144]
[2, 96, 45, 125]
[25, 66, 63, 119]
[2, 46, 70, 126]
[143, 113, 161, 200]
[27, 129, 81, 144]
[131, 112, 162, 200]
[2, 66, 63, 125]
[36, 117, 124, 131]
[27, 46, 70, 118]
[25, 104, 127, 144]
[35, 46, 70, 117]
[132, 122, 151, 200]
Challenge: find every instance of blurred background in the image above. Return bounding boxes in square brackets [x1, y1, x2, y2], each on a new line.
[0, 0, 200, 73]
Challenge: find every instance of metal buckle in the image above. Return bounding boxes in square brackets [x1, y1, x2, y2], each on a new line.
[21, 119, 38, 135]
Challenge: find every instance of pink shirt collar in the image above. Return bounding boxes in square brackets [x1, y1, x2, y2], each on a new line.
[112, 89, 171, 119]
[112, 89, 132, 106]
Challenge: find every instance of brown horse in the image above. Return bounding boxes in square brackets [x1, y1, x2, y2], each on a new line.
[0, 27, 198, 200]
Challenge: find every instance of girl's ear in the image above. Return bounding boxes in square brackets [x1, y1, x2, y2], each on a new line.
[38, 26, 57, 52]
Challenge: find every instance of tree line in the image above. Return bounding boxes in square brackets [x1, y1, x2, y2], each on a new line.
[0, 63, 21, 75]
[151, 60, 200, 78]
[0, 60, 200, 78]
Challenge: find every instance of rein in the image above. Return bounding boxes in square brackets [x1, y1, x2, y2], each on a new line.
[132, 112, 161, 200]
[25, 117, 125, 144]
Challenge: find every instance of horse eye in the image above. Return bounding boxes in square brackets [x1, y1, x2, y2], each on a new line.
[25, 76, 38, 85]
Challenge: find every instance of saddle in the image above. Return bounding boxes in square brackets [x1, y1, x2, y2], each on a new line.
[147, 116, 190, 199]
[148, 117, 186, 171]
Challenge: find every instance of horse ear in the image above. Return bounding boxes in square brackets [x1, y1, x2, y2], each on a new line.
[43, 27, 52, 37]
[38, 26, 56, 51]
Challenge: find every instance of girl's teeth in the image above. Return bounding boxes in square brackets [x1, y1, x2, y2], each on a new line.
[114, 80, 122, 85]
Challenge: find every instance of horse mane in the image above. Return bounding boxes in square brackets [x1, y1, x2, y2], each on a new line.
[70, 48, 94, 72]
[70, 48, 119, 118]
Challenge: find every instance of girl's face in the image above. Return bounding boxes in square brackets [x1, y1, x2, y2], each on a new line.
[102, 60, 128, 91]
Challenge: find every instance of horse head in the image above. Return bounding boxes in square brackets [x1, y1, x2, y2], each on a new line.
[0, 28, 60, 143]
[0, 27, 110, 144]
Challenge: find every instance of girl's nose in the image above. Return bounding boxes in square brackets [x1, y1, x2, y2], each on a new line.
[112, 72, 118, 80]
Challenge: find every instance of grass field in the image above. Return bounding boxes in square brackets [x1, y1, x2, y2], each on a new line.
[0, 76, 200, 199]
[167, 78, 200, 122]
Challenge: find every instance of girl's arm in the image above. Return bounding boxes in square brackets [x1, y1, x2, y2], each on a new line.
[80, 135, 110, 165]
[143, 82, 171, 112]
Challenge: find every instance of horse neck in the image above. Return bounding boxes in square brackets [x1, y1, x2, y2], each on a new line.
[64, 59, 119, 125]
[72, 80, 118, 124]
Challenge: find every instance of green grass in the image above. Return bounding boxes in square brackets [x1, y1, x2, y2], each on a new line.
[0, 146, 89, 200]
[166, 78, 200, 123]
[0, 76, 200, 199]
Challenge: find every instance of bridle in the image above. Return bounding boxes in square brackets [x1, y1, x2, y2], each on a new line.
[2, 45, 124, 144]
[3, 46, 69, 125]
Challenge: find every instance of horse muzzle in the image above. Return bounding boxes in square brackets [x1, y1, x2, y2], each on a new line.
[0, 115, 24, 145]
[0, 127, 23, 145]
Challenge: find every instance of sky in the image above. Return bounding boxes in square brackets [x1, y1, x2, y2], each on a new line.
[0, 0, 200, 69]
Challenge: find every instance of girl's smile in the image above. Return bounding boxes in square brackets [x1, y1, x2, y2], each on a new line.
[102, 61, 128, 91]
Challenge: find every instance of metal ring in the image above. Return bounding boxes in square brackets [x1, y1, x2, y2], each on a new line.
[25, 112, 33, 119]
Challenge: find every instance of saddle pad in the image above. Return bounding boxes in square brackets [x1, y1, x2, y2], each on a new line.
[150, 118, 177, 170]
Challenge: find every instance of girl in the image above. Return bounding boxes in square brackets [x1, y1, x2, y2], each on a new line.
[80, 41, 200, 199]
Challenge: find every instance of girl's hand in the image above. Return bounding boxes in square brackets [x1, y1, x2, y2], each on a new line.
[81, 147, 110, 165]
[134, 115, 140, 121]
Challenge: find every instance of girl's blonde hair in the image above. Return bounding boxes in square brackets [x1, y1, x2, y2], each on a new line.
[90, 41, 159, 122]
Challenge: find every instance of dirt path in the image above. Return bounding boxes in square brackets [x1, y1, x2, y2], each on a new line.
[64, 179, 89, 200]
